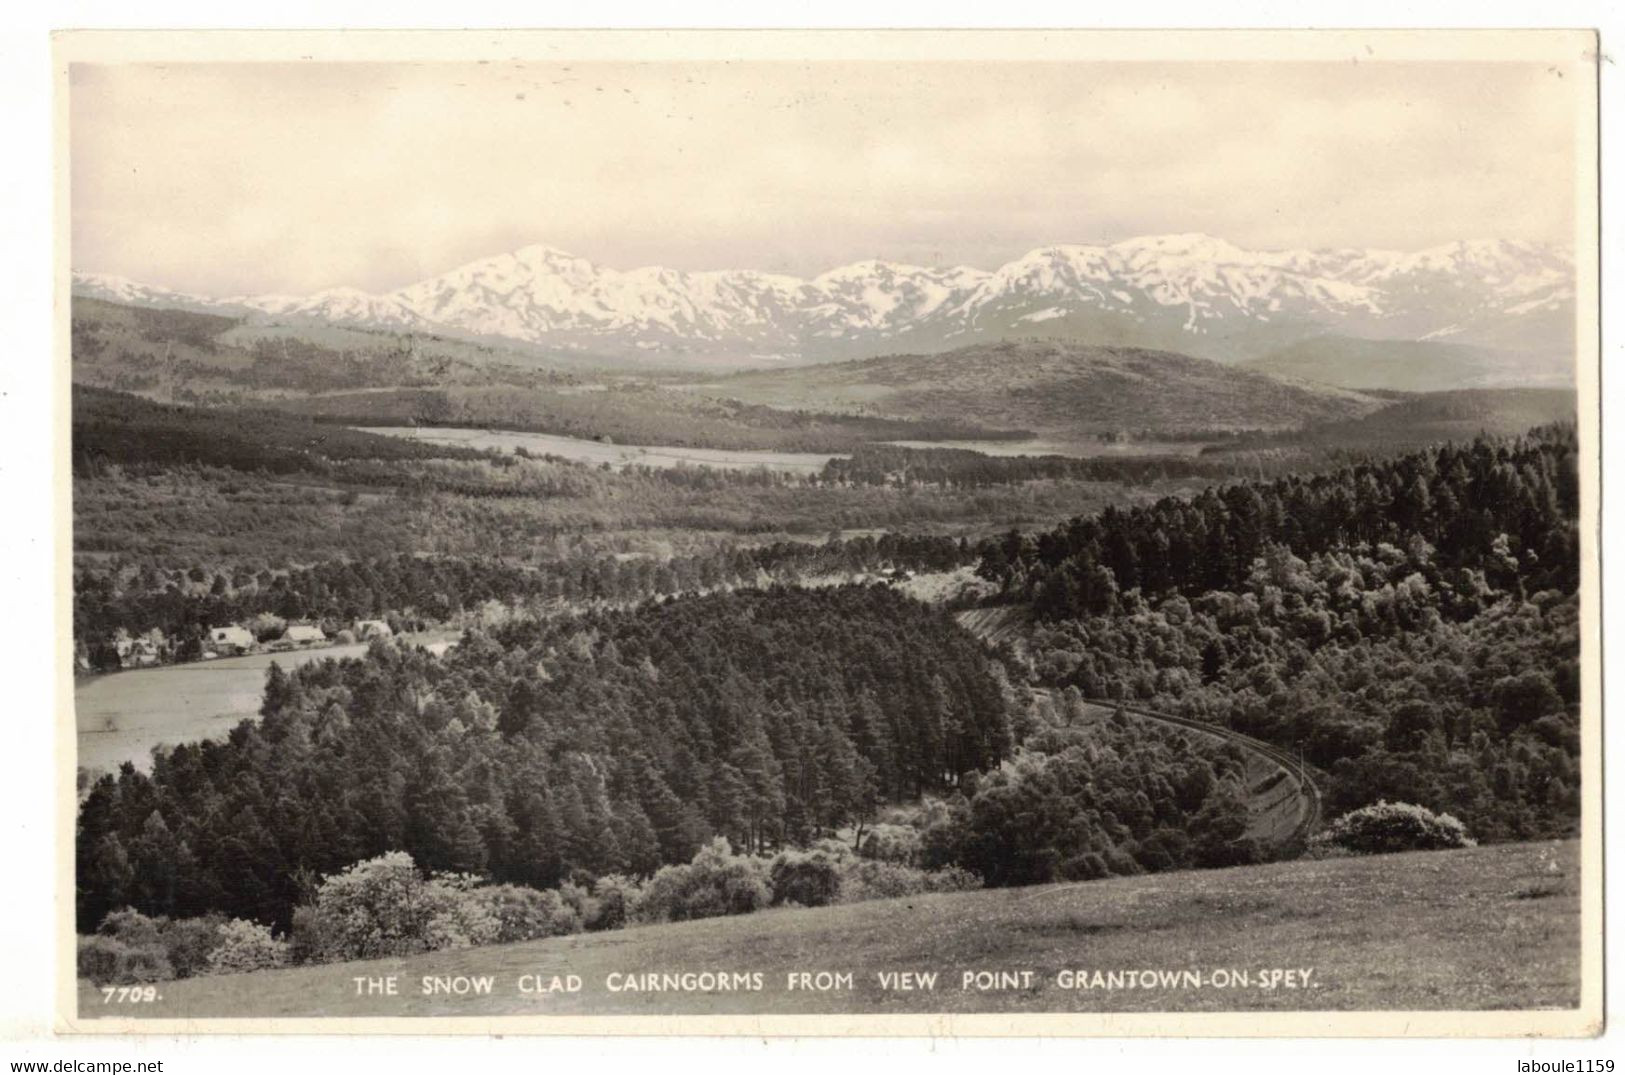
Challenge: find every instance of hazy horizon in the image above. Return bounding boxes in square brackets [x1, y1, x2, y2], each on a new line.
[71, 59, 1582, 296]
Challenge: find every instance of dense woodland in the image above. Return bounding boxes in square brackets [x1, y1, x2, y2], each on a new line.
[984, 426, 1579, 614]
[77, 587, 1013, 929]
[77, 582, 1281, 935]
[983, 426, 1582, 842]
[918, 712, 1261, 886]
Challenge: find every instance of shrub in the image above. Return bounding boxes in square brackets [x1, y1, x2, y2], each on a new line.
[470, 884, 581, 944]
[77, 935, 172, 985]
[423, 889, 501, 952]
[96, 908, 165, 949]
[303, 851, 442, 961]
[160, 913, 227, 978]
[633, 838, 770, 924]
[557, 880, 595, 927]
[859, 824, 922, 865]
[206, 919, 290, 975]
[1059, 851, 1111, 881]
[586, 875, 643, 932]
[769, 850, 842, 908]
[289, 855, 595, 963]
[86, 909, 233, 982]
[1312, 801, 1475, 855]
[288, 904, 333, 966]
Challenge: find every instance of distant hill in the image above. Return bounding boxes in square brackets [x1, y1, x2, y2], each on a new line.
[69, 296, 640, 402]
[709, 339, 1385, 435]
[1202, 388, 1579, 456]
[1239, 334, 1577, 393]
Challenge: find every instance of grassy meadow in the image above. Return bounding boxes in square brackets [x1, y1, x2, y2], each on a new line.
[79, 841, 1580, 1019]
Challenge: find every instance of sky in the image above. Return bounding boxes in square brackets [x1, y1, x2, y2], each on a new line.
[70, 58, 1585, 296]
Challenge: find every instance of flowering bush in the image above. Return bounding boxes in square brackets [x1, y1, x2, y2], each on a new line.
[299, 851, 446, 961]
[206, 919, 290, 974]
[1311, 801, 1475, 855]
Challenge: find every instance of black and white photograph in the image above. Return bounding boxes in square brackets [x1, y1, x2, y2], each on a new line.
[44, 27, 1601, 1038]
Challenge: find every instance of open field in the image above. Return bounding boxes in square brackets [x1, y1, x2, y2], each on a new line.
[886, 437, 1209, 458]
[360, 425, 842, 474]
[78, 840, 1581, 1019]
[75, 632, 457, 775]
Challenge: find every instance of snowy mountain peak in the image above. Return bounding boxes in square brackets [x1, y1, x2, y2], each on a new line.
[72, 233, 1573, 368]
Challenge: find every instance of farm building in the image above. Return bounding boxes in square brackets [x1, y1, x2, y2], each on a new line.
[283, 624, 327, 645]
[354, 619, 393, 640]
[208, 625, 254, 653]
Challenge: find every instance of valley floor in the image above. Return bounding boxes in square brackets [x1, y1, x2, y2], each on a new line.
[77, 840, 1581, 1021]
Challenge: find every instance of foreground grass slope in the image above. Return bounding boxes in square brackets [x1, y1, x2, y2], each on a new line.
[81, 840, 1579, 1019]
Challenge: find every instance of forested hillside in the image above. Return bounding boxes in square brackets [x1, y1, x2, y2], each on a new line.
[980, 426, 1582, 843]
[76, 586, 1013, 929]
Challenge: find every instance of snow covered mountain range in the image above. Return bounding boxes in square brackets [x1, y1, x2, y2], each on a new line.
[73, 234, 1574, 373]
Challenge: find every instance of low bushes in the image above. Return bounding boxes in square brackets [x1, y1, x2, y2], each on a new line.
[79, 840, 990, 984]
[77, 908, 265, 985]
[834, 857, 982, 903]
[77, 935, 172, 985]
[1311, 801, 1475, 855]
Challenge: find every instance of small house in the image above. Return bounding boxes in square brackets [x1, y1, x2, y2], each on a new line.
[354, 619, 394, 640]
[114, 637, 160, 668]
[283, 624, 327, 646]
[208, 625, 254, 654]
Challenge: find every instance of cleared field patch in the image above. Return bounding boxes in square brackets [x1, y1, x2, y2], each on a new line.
[360, 425, 842, 474]
[75, 633, 457, 775]
[77, 841, 1581, 1019]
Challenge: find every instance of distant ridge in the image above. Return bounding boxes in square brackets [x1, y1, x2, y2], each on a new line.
[74, 234, 1574, 380]
[709, 339, 1385, 435]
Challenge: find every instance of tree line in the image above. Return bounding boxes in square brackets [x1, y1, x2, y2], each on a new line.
[980, 425, 1578, 619]
[74, 534, 976, 657]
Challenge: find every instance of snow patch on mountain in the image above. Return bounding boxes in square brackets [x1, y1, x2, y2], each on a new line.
[72, 234, 1573, 366]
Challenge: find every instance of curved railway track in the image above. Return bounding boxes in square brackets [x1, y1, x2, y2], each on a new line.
[955, 607, 1322, 847]
[1094, 700, 1323, 846]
